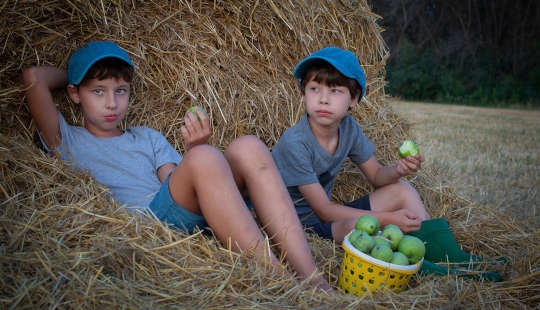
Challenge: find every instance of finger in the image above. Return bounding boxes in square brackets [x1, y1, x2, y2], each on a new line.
[195, 109, 211, 133]
[180, 125, 191, 143]
[184, 114, 199, 134]
[404, 159, 419, 172]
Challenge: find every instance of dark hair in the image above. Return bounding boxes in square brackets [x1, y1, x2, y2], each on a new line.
[79, 57, 133, 85]
[300, 59, 362, 100]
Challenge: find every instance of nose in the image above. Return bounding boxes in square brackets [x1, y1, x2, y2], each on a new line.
[105, 91, 117, 110]
[319, 88, 329, 104]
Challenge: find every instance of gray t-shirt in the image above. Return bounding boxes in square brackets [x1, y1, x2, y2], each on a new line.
[41, 113, 182, 210]
[272, 114, 374, 221]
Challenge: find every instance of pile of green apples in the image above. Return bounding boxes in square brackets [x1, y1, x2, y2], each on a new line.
[348, 215, 425, 266]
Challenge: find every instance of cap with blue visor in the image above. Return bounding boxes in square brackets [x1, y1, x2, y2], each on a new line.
[68, 41, 134, 85]
[293, 47, 366, 101]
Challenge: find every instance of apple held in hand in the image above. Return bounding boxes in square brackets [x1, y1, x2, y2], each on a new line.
[398, 140, 419, 158]
[397, 235, 426, 264]
[381, 224, 404, 250]
[355, 215, 380, 235]
[187, 105, 207, 122]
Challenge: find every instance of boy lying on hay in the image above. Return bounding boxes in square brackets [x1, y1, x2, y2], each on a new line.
[22, 41, 331, 291]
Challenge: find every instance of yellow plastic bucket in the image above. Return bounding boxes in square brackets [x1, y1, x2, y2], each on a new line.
[338, 233, 423, 296]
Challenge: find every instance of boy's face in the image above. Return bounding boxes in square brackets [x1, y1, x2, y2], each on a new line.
[304, 77, 359, 128]
[67, 76, 130, 138]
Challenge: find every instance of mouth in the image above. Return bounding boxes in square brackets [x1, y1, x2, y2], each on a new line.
[315, 110, 332, 117]
[104, 115, 118, 122]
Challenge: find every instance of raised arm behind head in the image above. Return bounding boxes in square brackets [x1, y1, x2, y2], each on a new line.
[23, 66, 65, 149]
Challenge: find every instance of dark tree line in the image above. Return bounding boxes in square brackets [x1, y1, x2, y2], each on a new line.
[370, 0, 540, 105]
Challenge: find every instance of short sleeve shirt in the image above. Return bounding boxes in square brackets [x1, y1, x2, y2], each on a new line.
[40, 112, 182, 210]
[271, 114, 375, 218]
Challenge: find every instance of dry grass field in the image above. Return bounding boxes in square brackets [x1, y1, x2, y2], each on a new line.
[389, 100, 540, 225]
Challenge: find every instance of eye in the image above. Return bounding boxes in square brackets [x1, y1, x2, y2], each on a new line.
[116, 88, 128, 94]
[94, 89, 103, 95]
[331, 88, 342, 94]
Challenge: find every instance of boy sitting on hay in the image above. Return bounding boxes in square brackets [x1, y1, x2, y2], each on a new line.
[271, 47, 503, 281]
[22, 41, 331, 291]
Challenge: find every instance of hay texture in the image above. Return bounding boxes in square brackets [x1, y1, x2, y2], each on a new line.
[1, 0, 538, 309]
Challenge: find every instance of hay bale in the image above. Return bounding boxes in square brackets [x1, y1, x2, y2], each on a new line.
[1, 0, 538, 308]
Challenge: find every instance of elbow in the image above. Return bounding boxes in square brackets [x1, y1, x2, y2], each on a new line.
[22, 66, 39, 89]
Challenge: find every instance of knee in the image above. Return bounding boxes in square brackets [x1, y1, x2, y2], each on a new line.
[182, 144, 227, 171]
[396, 180, 430, 220]
[225, 135, 271, 165]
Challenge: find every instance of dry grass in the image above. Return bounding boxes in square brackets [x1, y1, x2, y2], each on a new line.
[1, 1, 539, 309]
[389, 100, 540, 225]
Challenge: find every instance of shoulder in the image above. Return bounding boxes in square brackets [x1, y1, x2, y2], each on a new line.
[341, 114, 362, 129]
[275, 116, 310, 148]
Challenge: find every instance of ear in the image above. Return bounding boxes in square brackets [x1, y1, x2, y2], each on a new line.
[349, 93, 361, 109]
[66, 84, 80, 104]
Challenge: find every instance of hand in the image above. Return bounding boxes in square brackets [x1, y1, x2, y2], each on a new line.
[389, 209, 422, 233]
[395, 154, 424, 177]
[181, 108, 210, 150]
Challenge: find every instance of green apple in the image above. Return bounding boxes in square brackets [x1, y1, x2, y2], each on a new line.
[354, 215, 380, 235]
[398, 140, 419, 158]
[370, 244, 393, 262]
[348, 229, 363, 244]
[373, 235, 392, 248]
[397, 235, 426, 264]
[381, 224, 404, 250]
[187, 105, 207, 122]
[390, 251, 410, 266]
[350, 230, 375, 253]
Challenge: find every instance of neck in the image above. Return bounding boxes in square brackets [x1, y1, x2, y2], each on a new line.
[307, 115, 340, 155]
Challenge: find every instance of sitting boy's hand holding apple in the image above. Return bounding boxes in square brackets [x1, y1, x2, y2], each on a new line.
[396, 140, 424, 177]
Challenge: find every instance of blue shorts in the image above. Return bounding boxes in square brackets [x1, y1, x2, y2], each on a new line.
[300, 195, 371, 240]
[148, 174, 253, 234]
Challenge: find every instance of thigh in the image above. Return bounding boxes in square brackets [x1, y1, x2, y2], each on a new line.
[149, 173, 207, 233]
[368, 182, 408, 212]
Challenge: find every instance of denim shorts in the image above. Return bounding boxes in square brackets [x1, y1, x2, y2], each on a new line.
[300, 195, 371, 240]
[148, 174, 253, 234]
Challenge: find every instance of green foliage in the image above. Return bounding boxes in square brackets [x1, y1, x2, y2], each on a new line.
[386, 40, 539, 107]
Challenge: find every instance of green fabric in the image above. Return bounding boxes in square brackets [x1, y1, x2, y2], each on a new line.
[409, 218, 483, 263]
[418, 259, 502, 282]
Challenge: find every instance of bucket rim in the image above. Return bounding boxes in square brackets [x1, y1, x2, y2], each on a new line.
[343, 233, 423, 272]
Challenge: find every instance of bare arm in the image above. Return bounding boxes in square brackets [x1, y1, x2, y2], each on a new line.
[22, 66, 66, 149]
[298, 181, 421, 230]
[298, 182, 391, 223]
[157, 163, 176, 183]
[358, 155, 424, 188]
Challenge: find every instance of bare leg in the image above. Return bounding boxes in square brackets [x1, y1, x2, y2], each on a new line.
[370, 180, 430, 221]
[167, 144, 279, 264]
[224, 136, 329, 289]
[331, 180, 430, 243]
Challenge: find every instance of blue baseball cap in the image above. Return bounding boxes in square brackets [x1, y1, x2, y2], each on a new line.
[68, 41, 134, 85]
[293, 47, 366, 100]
